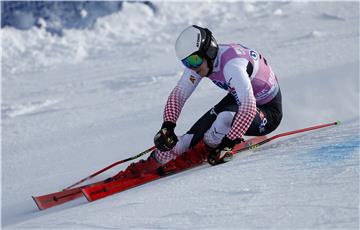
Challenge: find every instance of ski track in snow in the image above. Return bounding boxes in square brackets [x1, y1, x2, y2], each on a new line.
[2, 99, 60, 118]
[2, 1, 359, 229]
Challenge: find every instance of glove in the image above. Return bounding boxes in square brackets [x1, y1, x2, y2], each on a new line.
[154, 121, 178, 152]
[207, 136, 243, 166]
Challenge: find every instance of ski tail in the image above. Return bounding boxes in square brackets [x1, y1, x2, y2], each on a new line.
[32, 180, 105, 210]
[32, 187, 83, 210]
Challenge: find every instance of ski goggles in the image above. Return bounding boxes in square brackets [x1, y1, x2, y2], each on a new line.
[181, 54, 204, 69]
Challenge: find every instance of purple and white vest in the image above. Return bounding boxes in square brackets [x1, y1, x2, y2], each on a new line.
[208, 44, 279, 105]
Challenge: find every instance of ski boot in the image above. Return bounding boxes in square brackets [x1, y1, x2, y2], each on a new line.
[207, 147, 233, 166]
[206, 137, 244, 165]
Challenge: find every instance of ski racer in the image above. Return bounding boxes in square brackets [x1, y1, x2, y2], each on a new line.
[114, 25, 282, 178]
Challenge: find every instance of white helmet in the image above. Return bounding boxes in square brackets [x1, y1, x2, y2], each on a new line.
[175, 25, 218, 62]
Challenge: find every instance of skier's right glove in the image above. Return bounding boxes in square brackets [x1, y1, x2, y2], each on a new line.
[154, 121, 178, 152]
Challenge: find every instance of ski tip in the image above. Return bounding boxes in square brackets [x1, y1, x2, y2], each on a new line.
[335, 120, 342, 126]
[32, 196, 44, 211]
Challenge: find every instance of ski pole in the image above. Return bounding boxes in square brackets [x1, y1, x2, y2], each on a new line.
[236, 121, 341, 153]
[64, 146, 156, 190]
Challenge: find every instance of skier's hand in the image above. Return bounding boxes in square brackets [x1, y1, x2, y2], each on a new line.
[207, 136, 243, 165]
[154, 121, 178, 152]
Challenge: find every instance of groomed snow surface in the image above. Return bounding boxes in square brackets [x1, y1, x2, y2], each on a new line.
[2, 1, 359, 229]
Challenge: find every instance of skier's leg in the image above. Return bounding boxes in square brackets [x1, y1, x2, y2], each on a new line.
[203, 111, 236, 148]
[187, 93, 236, 147]
[203, 108, 238, 165]
[203, 90, 282, 141]
[202, 92, 281, 164]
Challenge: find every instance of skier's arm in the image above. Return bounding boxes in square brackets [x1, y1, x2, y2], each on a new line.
[163, 69, 202, 123]
[223, 58, 257, 140]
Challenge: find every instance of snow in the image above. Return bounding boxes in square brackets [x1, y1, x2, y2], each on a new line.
[1, 1, 359, 229]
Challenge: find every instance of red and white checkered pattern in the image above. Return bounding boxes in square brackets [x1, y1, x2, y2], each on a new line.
[163, 86, 187, 123]
[227, 96, 257, 140]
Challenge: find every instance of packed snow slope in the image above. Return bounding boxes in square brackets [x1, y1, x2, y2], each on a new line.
[2, 1, 359, 229]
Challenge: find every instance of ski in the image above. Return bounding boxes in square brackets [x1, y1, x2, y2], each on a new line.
[81, 136, 267, 202]
[34, 121, 340, 209]
[32, 180, 105, 210]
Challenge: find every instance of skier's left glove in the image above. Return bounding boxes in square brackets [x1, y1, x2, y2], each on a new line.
[207, 136, 243, 166]
[154, 121, 178, 152]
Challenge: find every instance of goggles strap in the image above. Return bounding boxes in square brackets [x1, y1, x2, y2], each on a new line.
[206, 58, 214, 77]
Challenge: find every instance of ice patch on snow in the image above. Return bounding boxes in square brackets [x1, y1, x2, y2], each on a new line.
[309, 136, 360, 165]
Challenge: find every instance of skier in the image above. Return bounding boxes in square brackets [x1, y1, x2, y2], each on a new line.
[115, 25, 282, 178]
